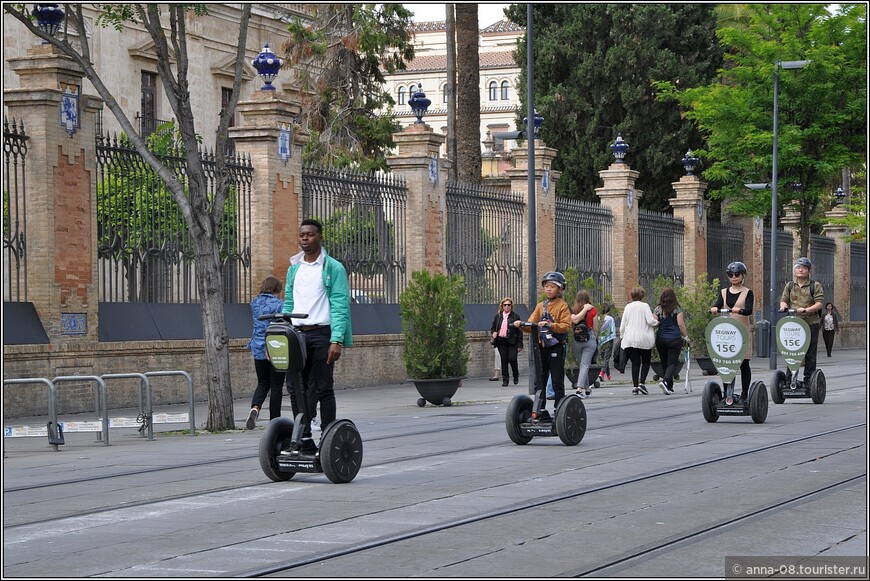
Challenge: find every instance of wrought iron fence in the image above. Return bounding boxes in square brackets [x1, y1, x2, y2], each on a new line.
[555, 197, 613, 304]
[850, 242, 866, 321]
[762, 228, 795, 321]
[302, 165, 407, 304]
[638, 209, 684, 293]
[3, 117, 29, 302]
[707, 220, 744, 288]
[810, 234, 835, 314]
[95, 126, 253, 303]
[445, 180, 525, 304]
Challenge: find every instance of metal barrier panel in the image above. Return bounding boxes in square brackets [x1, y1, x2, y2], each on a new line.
[810, 234, 836, 310]
[143, 371, 196, 435]
[850, 242, 866, 321]
[707, 220, 744, 288]
[763, 228, 795, 321]
[101, 373, 153, 440]
[95, 116, 253, 304]
[302, 165, 407, 304]
[3, 117, 29, 302]
[638, 209, 684, 292]
[555, 197, 613, 303]
[3, 378, 61, 451]
[52, 376, 109, 445]
[445, 180, 525, 304]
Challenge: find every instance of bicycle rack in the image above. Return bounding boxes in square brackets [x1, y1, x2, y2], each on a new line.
[144, 370, 196, 436]
[101, 373, 153, 440]
[2, 378, 63, 451]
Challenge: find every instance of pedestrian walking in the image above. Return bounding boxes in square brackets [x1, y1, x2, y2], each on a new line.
[246, 276, 286, 429]
[570, 290, 598, 398]
[654, 287, 688, 395]
[490, 297, 524, 386]
[284, 218, 353, 451]
[779, 257, 824, 384]
[822, 302, 840, 357]
[710, 261, 754, 401]
[514, 271, 571, 420]
[619, 286, 659, 395]
[597, 304, 616, 381]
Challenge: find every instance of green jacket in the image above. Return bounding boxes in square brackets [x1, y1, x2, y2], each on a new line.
[283, 249, 353, 346]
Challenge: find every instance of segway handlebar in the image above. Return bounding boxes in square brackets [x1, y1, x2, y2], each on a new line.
[778, 308, 798, 314]
[257, 312, 309, 322]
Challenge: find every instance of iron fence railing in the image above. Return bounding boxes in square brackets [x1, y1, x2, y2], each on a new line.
[302, 165, 407, 304]
[555, 197, 613, 305]
[810, 234, 836, 313]
[707, 220, 744, 288]
[3, 116, 29, 302]
[850, 242, 866, 321]
[762, 228, 795, 321]
[445, 180, 525, 304]
[638, 209, 684, 294]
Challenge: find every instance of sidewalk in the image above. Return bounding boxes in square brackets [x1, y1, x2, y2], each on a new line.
[3, 348, 865, 450]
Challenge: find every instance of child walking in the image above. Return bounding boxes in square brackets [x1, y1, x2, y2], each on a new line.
[246, 276, 286, 429]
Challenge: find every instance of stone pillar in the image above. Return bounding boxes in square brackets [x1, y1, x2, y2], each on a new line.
[595, 163, 641, 311]
[729, 215, 765, 311]
[229, 90, 305, 286]
[505, 139, 560, 296]
[387, 123, 448, 275]
[4, 45, 103, 343]
[669, 175, 708, 285]
[780, 205, 802, 261]
[822, 206, 852, 321]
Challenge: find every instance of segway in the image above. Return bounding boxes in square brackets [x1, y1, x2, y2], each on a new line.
[257, 312, 363, 483]
[770, 309, 826, 405]
[700, 309, 768, 424]
[505, 323, 587, 446]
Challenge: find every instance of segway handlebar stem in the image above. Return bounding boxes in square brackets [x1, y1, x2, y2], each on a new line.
[258, 312, 309, 322]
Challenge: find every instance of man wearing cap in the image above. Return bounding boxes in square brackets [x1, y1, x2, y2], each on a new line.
[779, 257, 824, 383]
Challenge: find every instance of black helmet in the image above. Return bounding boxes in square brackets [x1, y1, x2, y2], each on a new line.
[794, 257, 812, 270]
[726, 261, 747, 276]
[541, 271, 566, 289]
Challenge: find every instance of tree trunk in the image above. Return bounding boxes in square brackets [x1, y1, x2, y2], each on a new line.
[455, 5, 481, 183]
[446, 4, 458, 181]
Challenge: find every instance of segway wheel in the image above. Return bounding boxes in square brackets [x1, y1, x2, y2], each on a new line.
[258, 417, 296, 482]
[416, 397, 427, 407]
[320, 419, 363, 484]
[505, 394, 534, 445]
[701, 380, 720, 423]
[749, 380, 768, 424]
[809, 370, 826, 404]
[555, 394, 587, 446]
[771, 370, 786, 404]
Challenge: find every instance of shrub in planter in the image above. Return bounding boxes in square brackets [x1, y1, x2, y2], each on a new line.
[676, 273, 721, 359]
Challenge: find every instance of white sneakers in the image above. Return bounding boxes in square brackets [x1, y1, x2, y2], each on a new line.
[245, 407, 259, 430]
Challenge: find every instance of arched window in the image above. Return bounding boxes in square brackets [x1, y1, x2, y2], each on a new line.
[442, 84, 449, 103]
[398, 86, 406, 105]
[501, 80, 510, 100]
[488, 81, 497, 101]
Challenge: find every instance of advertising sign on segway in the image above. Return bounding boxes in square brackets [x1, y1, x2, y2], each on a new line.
[770, 310, 826, 404]
[701, 309, 768, 423]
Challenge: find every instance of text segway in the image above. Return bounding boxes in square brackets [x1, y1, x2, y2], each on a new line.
[770, 310, 826, 405]
[505, 323, 587, 446]
[700, 309, 768, 424]
[257, 312, 363, 483]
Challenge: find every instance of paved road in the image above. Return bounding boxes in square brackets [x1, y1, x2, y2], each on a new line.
[3, 349, 867, 577]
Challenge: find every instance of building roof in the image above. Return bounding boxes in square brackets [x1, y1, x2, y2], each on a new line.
[409, 18, 524, 33]
[402, 50, 517, 72]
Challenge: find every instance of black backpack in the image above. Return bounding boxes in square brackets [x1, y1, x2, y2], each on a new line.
[573, 321, 590, 342]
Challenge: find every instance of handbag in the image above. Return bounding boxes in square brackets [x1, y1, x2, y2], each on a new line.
[613, 337, 627, 373]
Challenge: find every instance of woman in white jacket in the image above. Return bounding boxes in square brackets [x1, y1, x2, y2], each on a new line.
[619, 286, 659, 394]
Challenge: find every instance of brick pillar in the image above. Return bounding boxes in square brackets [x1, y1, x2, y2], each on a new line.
[729, 215, 765, 311]
[822, 206, 852, 321]
[670, 175, 708, 285]
[505, 139, 560, 297]
[4, 45, 103, 343]
[229, 90, 305, 285]
[387, 123, 448, 275]
[595, 163, 641, 312]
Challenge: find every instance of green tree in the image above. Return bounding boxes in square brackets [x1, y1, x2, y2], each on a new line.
[281, 4, 415, 172]
[654, 4, 867, 252]
[505, 4, 723, 211]
[5, 4, 250, 431]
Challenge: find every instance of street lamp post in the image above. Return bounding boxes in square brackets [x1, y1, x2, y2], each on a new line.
[768, 59, 810, 370]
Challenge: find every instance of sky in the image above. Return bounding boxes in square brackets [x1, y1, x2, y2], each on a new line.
[404, 4, 511, 26]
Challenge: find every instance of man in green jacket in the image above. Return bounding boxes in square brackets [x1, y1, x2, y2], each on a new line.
[284, 218, 352, 448]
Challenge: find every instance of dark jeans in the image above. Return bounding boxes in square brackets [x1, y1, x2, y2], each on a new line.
[598, 340, 613, 376]
[287, 326, 337, 432]
[539, 342, 566, 411]
[624, 346, 652, 387]
[252, 359, 286, 420]
[495, 337, 519, 381]
[804, 323, 820, 380]
[822, 329, 836, 356]
[655, 337, 683, 390]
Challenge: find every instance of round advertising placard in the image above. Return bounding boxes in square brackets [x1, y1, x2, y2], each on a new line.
[705, 315, 749, 386]
[776, 315, 810, 374]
